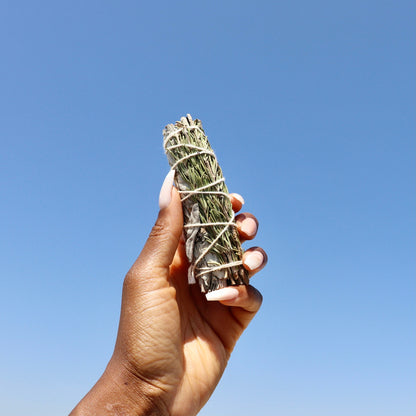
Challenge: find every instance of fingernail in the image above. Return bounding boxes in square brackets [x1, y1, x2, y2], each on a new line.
[241, 217, 258, 237]
[159, 170, 175, 210]
[233, 194, 245, 205]
[244, 251, 264, 271]
[205, 287, 239, 301]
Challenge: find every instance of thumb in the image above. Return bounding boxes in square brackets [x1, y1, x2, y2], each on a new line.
[130, 170, 183, 278]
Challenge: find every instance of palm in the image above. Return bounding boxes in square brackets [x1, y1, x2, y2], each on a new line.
[125, 244, 252, 416]
[70, 188, 265, 416]
[113, 190, 263, 416]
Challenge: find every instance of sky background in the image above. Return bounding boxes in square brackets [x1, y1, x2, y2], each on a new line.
[0, 1, 414, 415]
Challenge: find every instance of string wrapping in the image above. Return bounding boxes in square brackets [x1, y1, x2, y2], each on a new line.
[163, 114, 249, 293]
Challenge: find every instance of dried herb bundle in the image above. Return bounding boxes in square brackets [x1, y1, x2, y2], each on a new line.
[163, 114, 249, 293]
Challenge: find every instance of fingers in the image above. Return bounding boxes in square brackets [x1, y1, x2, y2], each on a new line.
[205, 245, 267, 301]
[126, 171, 183, 288]
[224, 285, 263, 329]
[235, 213, 258, 241]
[230, 193, 259, 242]
[243, 247, 267, 276]
[221, 285, 263, 313]
[230, 192, 267, 277]
[229, 193, 244, 213]
[206, 284, 263, 319]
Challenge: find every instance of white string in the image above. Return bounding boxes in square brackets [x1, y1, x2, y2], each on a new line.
[184, 221, 237, 229]
[189, 214, 237, 282]
[178, 177, 227, 202]
[165, 143, 208, 152]
[180, 190, 229, 202]
[164, 123, 241, 283]
[170, 150, 216, 171]
[163, 125, 205, 148]
[195, 260, 243, 278]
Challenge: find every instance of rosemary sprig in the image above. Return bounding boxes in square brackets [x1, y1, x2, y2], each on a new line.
[163, 114, 249, 293]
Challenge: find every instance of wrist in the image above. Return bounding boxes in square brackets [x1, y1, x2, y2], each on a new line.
[69, 358, 169, 416]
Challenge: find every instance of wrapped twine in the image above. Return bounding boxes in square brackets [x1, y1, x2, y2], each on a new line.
[163, 114, 249, 293]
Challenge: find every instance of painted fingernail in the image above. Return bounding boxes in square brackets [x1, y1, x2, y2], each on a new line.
[158, 170, 175, 210]
[205, 287, 239, 301]
[233, 194, 245, 205]
[241, 217, 258, 237]
[244, 251, 264, 271]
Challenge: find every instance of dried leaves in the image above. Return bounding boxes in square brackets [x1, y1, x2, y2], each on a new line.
[163, 114, 249, 293]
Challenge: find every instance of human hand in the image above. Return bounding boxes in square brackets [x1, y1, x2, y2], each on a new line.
[70, 171, 267, 416]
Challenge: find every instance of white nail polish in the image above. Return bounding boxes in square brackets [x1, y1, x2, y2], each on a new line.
[233, 194, 245, 205]
[244, 251, 264, 271]
[158, 170, 175, 210]
[241, 217, 258, 236]
[205, 287, 239, 301]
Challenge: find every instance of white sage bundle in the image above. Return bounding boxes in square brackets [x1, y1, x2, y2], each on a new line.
[163, 114, 249, 293]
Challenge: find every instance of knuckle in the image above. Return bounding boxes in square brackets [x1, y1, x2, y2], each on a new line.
[148, 222, 167, 240]
[247, 286, 263, 311]
[256, 290, 263, 307]
[147, 220, 175, 246]
[123, 269, 138, 293]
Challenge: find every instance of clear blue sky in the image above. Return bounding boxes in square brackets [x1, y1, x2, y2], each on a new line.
[0, 1, 414, 415]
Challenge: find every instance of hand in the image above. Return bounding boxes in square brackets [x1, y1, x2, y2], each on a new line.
[70, 171, 267, 416]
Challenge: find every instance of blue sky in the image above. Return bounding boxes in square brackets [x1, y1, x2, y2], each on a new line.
[0, 1, 414, 415]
